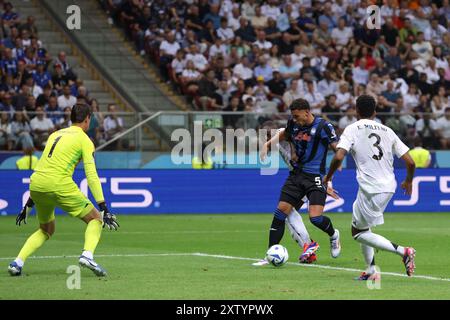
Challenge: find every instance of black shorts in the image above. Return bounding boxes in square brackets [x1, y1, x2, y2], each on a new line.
[279, 169, 327, 209]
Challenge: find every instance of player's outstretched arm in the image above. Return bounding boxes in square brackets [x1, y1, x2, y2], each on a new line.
[16, 198, 34, 226]
[81, 137, 119, 230]
[323, 148, 347, 200]
[400, 152, 416, 196]
[260, 129, 285, 162]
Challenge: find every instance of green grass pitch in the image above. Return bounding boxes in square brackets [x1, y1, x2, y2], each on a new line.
[1, 213, 450, 300]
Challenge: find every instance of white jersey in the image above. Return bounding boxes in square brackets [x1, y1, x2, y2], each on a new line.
[337, 119, 409, 194]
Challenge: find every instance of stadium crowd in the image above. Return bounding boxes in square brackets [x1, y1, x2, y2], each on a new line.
[0, 1, 126, 151]
[102, 0, 450, 150]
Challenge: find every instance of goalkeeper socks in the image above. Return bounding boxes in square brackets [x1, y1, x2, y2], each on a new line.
[286, 209, 310, 247]
[269, 209, 287, 247]
[310, 215, 335, 237]
[354, 231, 404, 256]
[82, 250, 93, 260]
[83, 219, 102, 254]
[17, 229, 50, 263]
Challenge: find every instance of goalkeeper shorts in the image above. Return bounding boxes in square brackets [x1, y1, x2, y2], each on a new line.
[30, 185, 94, 224]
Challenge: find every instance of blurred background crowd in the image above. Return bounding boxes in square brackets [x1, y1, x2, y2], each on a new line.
[103, 0, 450, 150]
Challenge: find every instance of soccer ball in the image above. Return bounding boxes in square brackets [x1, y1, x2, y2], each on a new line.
[266, 245, 289, 267]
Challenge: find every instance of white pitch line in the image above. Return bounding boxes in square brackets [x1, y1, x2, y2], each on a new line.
[193, 252, 450, 283]
[0, 253, 194, 261]
[1, 252, 449, 283]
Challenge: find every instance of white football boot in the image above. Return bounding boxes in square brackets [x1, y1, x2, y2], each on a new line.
[79, 254, 107, 277]
[330, 229, 341, 258]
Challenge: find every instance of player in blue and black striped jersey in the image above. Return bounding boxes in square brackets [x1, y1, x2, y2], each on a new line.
[257, 98, 341, 265]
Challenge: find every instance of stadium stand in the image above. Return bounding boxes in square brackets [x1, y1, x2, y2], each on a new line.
[99, 0, 450, 150]
[0, 0, 124, 151]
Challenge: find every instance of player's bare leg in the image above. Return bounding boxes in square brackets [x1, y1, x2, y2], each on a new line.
[252, 201, 292, 266]
[309, 205, 341, 258]
[78, 208, 107, 277]
[8, 221, 54, 276]
[352, 226, 416, 277]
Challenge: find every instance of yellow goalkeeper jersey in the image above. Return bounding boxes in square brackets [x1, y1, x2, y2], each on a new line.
[30, 125, 104, 203]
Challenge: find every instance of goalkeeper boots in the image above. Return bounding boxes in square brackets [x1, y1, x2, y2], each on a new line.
[8, 261, 22, 276]
[79, 254, 107, 277]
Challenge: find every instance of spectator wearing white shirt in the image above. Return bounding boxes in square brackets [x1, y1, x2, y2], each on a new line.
[253, 30, 272, 51]
[331, 18, 353, 50]
[366, 73, 383, 97]
[403, 84, 420, 112]
[279, 55, 300, 87]
[431, 86, 449, 117]
[209, 38, 228, 60]
[232, 56, 253, 81]
[57, 85, 77, 109]
[412, 32, 433, 62]
[415, 114, 437, 147]
[186, 45, 208, 72]
[159, 32, 180, 81]
[242, 0, 257, 20]
[290, 45, 304, 69]
[436, 108, 450, 149]
[303, 80, 325, 115]
[336, 82, 352, 111]
[171, 49, 186, 82]
[433, 47, 449, 70]
[228, 7, 241, 31]
[23, 77, 43, 100]
[331, 0, 347, 19]
[425, 19, 447, 46]
[217, 17, 235, 43]
[389, 71, 409, 96]
[261, 0, 281, 21]
[219, 0, 234, 18]
[311, 47, 329, 74]
[317, 70, 338, 98]
[380, 0, 397, 21]
[338, 106, 357, 134]
[30, 106, 54, 149]
[424, 59, 440, 84]
[282, 79, 302, 108]
[180, 60, 202, 85]
[103, 104, 126, 150]
[412, 8, 431, 33]
[353, 58, 369, 85]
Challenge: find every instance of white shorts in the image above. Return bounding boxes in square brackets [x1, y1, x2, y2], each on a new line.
[352, 189, 393, 230]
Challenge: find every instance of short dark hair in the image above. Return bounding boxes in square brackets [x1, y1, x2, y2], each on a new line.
[70, 104, 92, 123]
[290, 98, 310, 111]
[356, 94, 376, 118]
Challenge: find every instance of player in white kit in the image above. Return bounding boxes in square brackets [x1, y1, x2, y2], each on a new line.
[324, 95, 417, 279]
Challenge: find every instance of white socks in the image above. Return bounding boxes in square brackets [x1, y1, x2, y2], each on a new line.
[361, 244, 376, 273]
[14, 258, 24, 267]
[286, 208, 310, 248]
[82, 250, 93, 260]
[355, 231, 404, 257]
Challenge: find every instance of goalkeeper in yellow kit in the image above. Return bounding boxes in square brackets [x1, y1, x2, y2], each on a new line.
[8, 104, 119, 277]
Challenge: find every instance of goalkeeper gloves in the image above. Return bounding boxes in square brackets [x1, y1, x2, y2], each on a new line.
[99, 202, 119, 231]
[16, 198, 34, 226]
